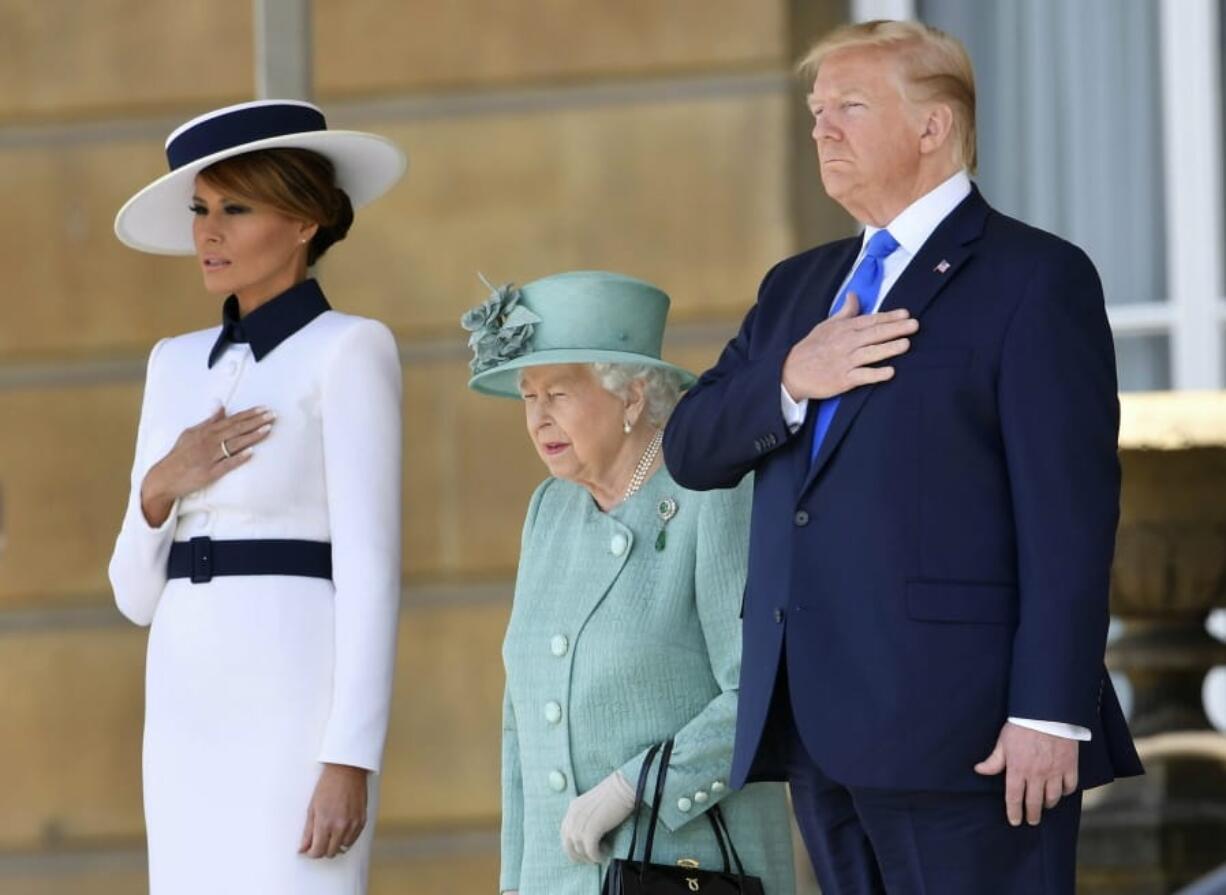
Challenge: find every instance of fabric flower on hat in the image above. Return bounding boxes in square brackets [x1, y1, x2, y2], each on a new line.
[461, 275, 542, 374]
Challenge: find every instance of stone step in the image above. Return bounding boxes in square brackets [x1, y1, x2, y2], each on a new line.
[0, 827, 500, 894]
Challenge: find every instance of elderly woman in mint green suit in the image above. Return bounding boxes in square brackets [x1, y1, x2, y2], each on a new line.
[462, 271, 795, 895]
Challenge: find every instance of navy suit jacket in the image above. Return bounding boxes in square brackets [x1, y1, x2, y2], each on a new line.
[663, 187, 1143, 794]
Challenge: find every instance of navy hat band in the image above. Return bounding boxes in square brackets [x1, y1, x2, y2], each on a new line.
[165, 103, 327, 171]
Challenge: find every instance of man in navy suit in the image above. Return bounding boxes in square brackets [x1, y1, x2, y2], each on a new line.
[663, 19, 1142, 895]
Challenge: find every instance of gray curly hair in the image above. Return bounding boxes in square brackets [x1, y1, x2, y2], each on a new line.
[591, 362, 685, 427]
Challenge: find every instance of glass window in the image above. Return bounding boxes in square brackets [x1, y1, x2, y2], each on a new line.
[1114, 334, 1171, 391]
[920, 0, 1166, 307]
[920, 0, 1170, 388]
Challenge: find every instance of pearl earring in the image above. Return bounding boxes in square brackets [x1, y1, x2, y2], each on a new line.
[624, 419, 632, 435]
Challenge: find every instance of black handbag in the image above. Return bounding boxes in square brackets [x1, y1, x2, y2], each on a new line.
[602, 739, 766, 895]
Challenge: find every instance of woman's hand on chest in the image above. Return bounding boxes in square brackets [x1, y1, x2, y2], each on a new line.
[140, 406, 275, 526]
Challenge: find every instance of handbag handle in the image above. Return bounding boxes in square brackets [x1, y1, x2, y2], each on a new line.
[704, 809, 733, 874]
[622, 740, 663, 864]
[624, 739, 750, 886]
[640, 738, 675, 869]
[708, 804, 749, 880]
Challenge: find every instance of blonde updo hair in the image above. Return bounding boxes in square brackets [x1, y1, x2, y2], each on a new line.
[798, 19, 977, 173]
[198, 147, 354, 265]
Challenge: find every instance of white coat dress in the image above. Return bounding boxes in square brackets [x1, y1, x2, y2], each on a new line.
[108, 280, 402, 894]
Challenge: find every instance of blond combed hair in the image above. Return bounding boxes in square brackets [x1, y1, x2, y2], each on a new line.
[798, 19, 977, 173]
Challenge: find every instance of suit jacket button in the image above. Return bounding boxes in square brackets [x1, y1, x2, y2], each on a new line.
[794, 510, 809, 526]
[550, 635, 569, 657]
[544, 701, 563, 724]
[773, 608, 784, 623]
[677, 797, 692, 813]
[549, 770, 567, 792]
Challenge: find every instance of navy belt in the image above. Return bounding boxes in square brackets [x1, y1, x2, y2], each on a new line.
[167, 537, 332, 584]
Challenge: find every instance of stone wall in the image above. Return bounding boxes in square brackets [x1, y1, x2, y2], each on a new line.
[0, 2, 850, 891]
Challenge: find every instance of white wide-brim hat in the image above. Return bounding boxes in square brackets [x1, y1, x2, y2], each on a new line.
[114, 99, 407, 255]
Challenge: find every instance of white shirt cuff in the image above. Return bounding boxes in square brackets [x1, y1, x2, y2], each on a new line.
[780, 383, 808, 432]
[1008, 716, 1091, 742]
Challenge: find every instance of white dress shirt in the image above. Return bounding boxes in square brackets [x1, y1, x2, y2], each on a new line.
[780, 169, 1090, 743]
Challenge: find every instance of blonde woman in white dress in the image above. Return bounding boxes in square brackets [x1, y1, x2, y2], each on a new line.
[109, 100, 406, 894]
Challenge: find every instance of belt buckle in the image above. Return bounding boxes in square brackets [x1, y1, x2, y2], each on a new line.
[190, 536, 214, 584]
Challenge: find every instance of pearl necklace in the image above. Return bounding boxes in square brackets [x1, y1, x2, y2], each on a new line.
[623, 428, 664, 502]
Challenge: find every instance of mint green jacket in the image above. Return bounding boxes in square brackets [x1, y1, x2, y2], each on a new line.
[500, 468, 795, 894]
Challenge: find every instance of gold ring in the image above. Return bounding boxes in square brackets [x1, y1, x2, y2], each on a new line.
[220, 439, 232, 459]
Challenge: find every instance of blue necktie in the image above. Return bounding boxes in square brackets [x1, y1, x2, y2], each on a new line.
[809, 229, 900, 466]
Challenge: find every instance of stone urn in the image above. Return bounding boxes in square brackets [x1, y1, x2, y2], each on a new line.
[1079, 392, 1226, 895]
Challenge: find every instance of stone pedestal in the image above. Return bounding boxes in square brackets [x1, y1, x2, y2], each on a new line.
[1079, 393, 1226, 894]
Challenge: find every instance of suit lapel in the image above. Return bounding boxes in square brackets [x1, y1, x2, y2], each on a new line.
[790, 237, 862, 337]
[799, 188, 990, 495]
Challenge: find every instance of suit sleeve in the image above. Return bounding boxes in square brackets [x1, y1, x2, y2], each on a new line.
[663, 265, 795, 491]
[618, 477, 753, 832]
[109, 338, 179, 626]
[316, 318, 404, 772]
[998, 248, 1120, 730]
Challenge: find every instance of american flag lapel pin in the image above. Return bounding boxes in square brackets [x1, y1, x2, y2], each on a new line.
[934, 259, 951, 274]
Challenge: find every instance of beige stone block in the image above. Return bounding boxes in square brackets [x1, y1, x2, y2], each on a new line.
[0, 138, 217, 362]
[403, 359, 543, 580]
[379, 600, 508, 826]
[0, 600, 508, 848]
[370, 844, 500, 895]
[0, 625, 147, 848]
[0, 382, 140, 608]
[325, 94, 791, 342]
[0, 1, 251, 121]
[315, 0, 787, 95]
[0, 92, 788, 360]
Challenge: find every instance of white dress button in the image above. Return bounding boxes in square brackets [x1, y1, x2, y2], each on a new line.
[544, 701, 562, 724]
[549, 770, 567, 792]
[550, 635, 569, 657]
[677, 797, 692, 813]
[610, 533, 628, 556]
[694, 790, 709, 804]
[711, 780, 726, 793]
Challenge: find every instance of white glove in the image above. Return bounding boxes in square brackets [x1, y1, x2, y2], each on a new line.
[560, 770, 637, 864]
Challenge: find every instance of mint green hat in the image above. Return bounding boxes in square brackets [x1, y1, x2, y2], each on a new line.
[462, 270, 697, 398]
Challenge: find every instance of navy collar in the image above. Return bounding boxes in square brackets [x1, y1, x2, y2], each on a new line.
[207, 278, 331, 368]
